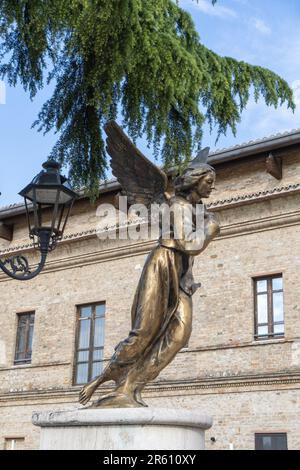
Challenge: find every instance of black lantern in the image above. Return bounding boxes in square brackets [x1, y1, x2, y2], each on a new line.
[0, 160, 78, 280]
[20, 160, 78, 252]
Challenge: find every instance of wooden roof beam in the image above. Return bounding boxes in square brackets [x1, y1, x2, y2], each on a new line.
[0, 222, 13, 241]
[266, 153, 282, 180]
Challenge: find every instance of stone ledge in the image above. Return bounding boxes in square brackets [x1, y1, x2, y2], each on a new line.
[32, 407, 212, 430]
[1, 183, 300, 258]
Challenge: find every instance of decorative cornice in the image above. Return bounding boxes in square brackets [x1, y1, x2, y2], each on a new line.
[0, 210, 299, 278]
[207, 182, 300, 211]
[1, 183, 299, 259]
[1, 214, 299, 278]
[146, 373, 300, 395]
[1, 371, 300, 404]
[0, 361, 69, 373]
[0, 228, 99, 255]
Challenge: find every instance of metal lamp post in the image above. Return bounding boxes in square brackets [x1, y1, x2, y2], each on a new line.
[0, 160, 78, 280]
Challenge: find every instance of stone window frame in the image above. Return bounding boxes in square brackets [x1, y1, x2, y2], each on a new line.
[4, 437, 25, 450]
[253, 274, 284, 340]
[14, 312, 35, 365]
[254, 432, 288, 450]
[73, 302, 106, 385]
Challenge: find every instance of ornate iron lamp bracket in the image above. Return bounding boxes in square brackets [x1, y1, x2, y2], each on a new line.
[0, 230, 50, 280]
[0, 252, 47, 280]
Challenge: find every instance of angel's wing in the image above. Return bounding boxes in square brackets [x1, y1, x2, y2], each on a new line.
[104, 120, 168, 206]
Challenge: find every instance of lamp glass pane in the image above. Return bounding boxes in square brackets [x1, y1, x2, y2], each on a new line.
[25, 188, 72, 204]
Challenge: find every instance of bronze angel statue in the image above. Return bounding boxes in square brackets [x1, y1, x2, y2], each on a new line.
[79, 121, 220, 408]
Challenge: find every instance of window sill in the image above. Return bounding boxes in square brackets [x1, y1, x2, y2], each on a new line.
[252, 336, 285, 346]
[13, 362, 32, 367]
[0, 361, 70, 371]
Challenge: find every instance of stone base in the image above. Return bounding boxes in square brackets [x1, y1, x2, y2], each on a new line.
[32, 408, 212, 450]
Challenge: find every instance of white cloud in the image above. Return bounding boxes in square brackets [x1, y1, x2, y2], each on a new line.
[251, 18, 271, 35]
[207, 96, 299, 152]
[180, 0, 237, 19]
[292, 80, 300, 105]
[228, 28, 300, 141]
[235, 97, 299, 143]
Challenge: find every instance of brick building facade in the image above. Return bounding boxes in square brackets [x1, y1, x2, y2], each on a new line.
[0, 130, 300, 450]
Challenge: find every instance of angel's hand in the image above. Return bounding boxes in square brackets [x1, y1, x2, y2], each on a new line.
[206, 214, 220, 238]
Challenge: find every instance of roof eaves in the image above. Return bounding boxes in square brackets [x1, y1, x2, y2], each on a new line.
[1, 128, 300, 220]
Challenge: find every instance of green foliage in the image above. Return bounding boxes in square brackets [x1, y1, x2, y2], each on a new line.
[0, 0, 295, 197]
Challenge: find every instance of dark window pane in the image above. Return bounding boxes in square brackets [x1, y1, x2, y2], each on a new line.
[25, 350, 32, 360]
[15, 352, 23, 361]
[262, 436, 272, 450]
[255, 433, 287, 450]
[16, 325, 26, 354]
[272, 434, 288, 450]
[78, 319, 91, 349]
[272, 277, 283, 291]
[28, 323, 34, 353]
[19, 317, 27, 327]
[76, 363, 89, 384]
[14, 313, 35, 364]
[94, 317, 105, 347]
[256, 280, 267, 293]
[257, 294, 268, 324]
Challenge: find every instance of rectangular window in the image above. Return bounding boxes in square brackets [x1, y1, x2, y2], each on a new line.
[14, 313, 35, 364]
[4, 437, 25, 450]
[74, 302, 106, 385]
[254, 275, 284, 340]
[255, 433, 288, 450]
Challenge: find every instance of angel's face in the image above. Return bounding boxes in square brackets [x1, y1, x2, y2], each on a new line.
[196, 171, 216, 198]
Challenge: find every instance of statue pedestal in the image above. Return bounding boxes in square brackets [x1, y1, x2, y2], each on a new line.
[32, 408, 212, 450]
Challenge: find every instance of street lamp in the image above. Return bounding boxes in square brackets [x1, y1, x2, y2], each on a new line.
[0, 160, 78, 280]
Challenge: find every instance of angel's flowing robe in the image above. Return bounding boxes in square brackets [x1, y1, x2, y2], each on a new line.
[104, 196, 220, 396]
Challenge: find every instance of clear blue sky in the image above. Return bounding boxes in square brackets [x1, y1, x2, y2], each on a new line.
[0, 0, 299, 206]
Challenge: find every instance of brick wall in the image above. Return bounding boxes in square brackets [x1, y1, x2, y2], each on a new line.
[0, 148, 299, 449]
